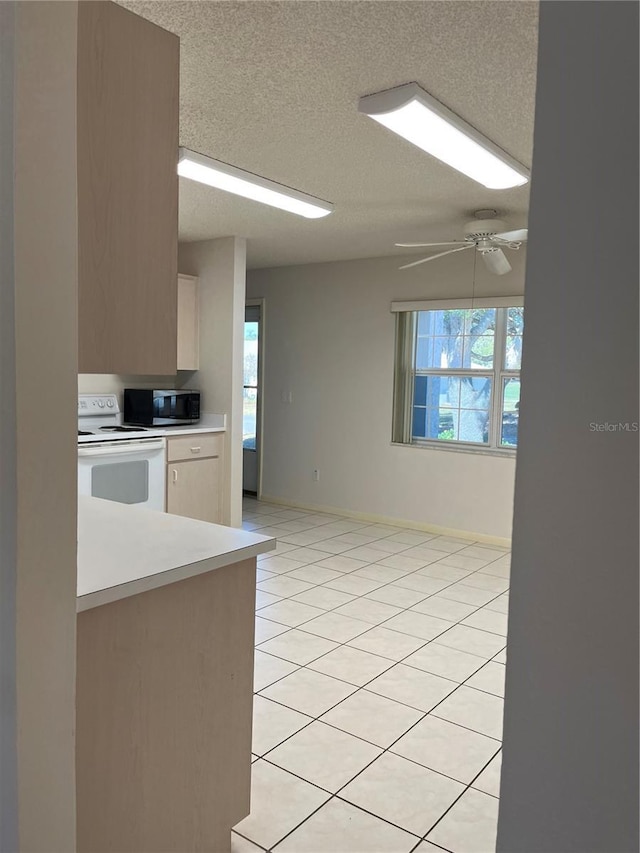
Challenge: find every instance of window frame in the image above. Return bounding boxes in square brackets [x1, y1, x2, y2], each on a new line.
[392, 298, 523, 455]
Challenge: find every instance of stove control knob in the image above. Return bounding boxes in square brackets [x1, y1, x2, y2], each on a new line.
[98, 400, 105, 408]
[106, 400, 114, 408]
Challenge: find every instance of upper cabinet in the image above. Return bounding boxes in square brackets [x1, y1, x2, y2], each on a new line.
[77, 1, 179, 374]
[177, 275, 200, 371]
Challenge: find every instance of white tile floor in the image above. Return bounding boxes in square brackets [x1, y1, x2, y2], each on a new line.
[233, 498, 509, 853]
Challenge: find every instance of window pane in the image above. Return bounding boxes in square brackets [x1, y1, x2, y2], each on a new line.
[501, 377, 521, 447]
[243, 387, 257, 450]
[458, 375, 492, 411]
[416, 309, 467, 368]
[505, 335, 523, 370]
[416, 336, 431, 369]
[412, 406, 427, 439]
[244, 321, 258, 386]
[420, 309, 466, 336]
[417, 334, 465, 369]
[465, 307, 496, 336]
[417, 311, 434, 336]
[424, 375, 460, 409]
[507, 306, 524, 334]
[432, 336, 463, 368]
[414, 375, 427, 406]
[463, 334, 495, 369]
[428, 407, 458, 441]
[414, 376, 491, 445]
[416, 308, 496, 371]
[505, 307, 524, 370]
[458, 408, 490, 444]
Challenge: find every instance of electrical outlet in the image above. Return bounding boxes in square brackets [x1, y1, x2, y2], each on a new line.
[312, 468, 320, 481]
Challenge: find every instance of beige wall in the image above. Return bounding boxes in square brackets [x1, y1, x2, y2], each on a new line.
[179, 238, 247, 527]
[247, 247, 526, 541]
[78, 373, 191, 400]
[13, 2, 79, 848]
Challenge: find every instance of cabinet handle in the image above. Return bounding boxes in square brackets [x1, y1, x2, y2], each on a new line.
[172, 469, 178, 484]
[190, 446, 201, 454]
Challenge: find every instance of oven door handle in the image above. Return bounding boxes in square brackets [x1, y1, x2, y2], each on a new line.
[78, 439, 166, 457]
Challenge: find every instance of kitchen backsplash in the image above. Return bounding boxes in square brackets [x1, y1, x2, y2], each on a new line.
[78, 373, 196, 405]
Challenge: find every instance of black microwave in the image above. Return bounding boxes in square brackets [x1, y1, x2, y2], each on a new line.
[123, 389, 201, 426]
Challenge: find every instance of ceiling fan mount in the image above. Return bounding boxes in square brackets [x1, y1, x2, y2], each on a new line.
[395, 211, 528, 275]
[463, 218, 507, 241]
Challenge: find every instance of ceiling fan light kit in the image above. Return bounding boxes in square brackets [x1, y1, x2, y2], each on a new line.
[358, 82, 530, 190]
[177, 148, 334, 219]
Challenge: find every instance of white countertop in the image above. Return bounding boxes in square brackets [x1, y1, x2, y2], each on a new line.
[157, 412, 226, 436]
[78, 414, 227, 443]
[77, 496, 275, 612]
[158, 424, 225, 437]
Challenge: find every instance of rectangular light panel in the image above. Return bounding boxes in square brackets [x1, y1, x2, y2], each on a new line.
[359, 83, 529, 190]
[177, 149, 333, 219]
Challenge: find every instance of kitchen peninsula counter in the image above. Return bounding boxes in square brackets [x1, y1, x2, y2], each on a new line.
[77, 495, 274, 610]
[76, 496, 275, 853]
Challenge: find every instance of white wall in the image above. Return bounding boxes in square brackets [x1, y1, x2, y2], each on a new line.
[179, 238, 247, 527]
[247, 247, 525, 541]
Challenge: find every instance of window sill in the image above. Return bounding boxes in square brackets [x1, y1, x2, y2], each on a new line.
[390, 440, 517, 459]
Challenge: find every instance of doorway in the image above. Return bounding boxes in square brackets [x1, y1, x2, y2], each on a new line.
[242, 301, 263, 496]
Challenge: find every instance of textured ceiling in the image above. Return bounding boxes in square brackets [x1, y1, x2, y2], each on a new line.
[118, 0, 539, 269]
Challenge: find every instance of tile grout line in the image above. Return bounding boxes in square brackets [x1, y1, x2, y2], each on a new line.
[253, 622, 502, 836]
[256, 556, 508, 636]
[244, 499, 508, 850]
[255, 569, 506, 684]
[254, 537, 507, 732]
[254, 585, 506, 709]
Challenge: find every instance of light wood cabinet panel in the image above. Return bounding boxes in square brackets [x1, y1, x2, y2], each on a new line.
[167, 458, 221, 524]
[167, 432, 223, 463]
[77, 1, 179, 375]
[77, 559, 256, 852]
[177, 274, 200, 370]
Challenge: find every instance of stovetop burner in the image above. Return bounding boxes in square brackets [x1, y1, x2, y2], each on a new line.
[78, 430, 94, 436]
[99, 425, 147, 433]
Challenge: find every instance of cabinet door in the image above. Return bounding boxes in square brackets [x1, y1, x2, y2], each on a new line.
[176, 275, 199, 370]
[77, 1, 179, 374]
[166, 459, 221, 524]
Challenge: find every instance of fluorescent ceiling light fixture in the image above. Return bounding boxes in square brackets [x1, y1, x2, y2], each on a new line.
[358, 83, 529, 190]
[177, 148, 333, 219]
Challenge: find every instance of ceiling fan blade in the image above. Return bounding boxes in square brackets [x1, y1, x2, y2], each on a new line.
[399, 244, 474, 270]
[493, 228, 528, 242]
[395, 241, 466, 248]
[482, 248, 512, 276]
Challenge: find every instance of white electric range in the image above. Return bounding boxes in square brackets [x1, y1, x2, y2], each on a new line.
[78, 394, 166, 511]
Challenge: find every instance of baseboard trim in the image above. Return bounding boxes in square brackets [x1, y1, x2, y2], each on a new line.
[258, 494, 512, 549]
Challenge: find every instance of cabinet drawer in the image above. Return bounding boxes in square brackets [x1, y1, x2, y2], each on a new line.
[167, 433, 223, 462]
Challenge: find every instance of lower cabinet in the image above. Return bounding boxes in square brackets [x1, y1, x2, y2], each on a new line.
[76, 558, 256, 852]
[166, 433, 224, 524]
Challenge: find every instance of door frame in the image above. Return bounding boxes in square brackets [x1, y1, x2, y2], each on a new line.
[244, 298, 265, 499]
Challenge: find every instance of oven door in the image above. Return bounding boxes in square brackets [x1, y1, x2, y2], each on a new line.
[78, 438, 166, 511]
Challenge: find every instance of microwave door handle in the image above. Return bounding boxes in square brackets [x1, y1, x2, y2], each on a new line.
[78, 439, 165, 457]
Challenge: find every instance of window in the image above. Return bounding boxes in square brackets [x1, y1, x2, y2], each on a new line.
[243, 317, 259, 450]
[392, 300, 523, 451]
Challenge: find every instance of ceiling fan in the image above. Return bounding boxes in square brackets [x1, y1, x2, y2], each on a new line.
[396, 210, 528, 275]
